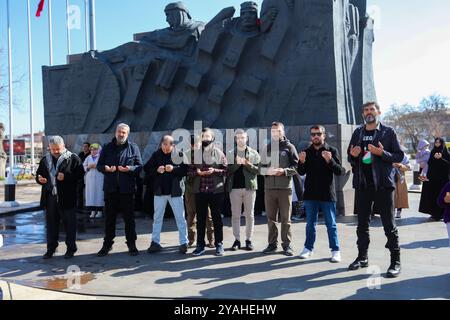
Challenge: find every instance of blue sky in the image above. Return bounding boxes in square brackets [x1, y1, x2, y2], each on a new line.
[0, 0, 449, 135]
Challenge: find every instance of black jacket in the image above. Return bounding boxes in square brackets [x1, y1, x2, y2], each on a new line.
[298, 143, 345, 202]
[97, 138, 143, 194]
[36, 153, 85, 209]
[347, 123, 404, 190]
[144, 148, 188, 197]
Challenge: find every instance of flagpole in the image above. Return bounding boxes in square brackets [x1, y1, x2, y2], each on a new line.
[48, 0, 53, 65]
[84, 0, 89, 52]
[89, 0, 97, 51]
[27, 0, 36, 172]
[2, 0, 18, 207]
[66, 0, 71, 55]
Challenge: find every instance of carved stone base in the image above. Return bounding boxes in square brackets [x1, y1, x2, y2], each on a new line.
[59, 124, 358, 216]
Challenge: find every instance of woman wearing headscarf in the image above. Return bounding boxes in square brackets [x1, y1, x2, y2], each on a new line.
[83, 143, 104, 218]
[393, 154, 411, 219]
[415, 139, 431, 176]
[419, 138, 450, 221]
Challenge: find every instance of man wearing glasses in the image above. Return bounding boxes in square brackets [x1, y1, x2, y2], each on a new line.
[297, 125, 346, 262]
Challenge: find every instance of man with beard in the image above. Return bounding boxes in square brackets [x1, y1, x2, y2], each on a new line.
[96, 123, 143, 257]
[347, 102, 404, 278]
[297, 125, 346, 263]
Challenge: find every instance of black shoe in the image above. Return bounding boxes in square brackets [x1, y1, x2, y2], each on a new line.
[179, 243, 188, 254]
[128, 246, 140, 256]
[64, 250, 76, 259]
[231, 240, 241, 251]
[283, 245, 294, 256]
[43, 250, 55, 260]
[262, 244, 277, 254]
[245, 240, 254, 251]
[348, 256, 369, 270]
[147, 241, 163, 254]
[193, 246, 206, 256]
[97, 246, 112, 257]
[386, 251, 401, 278]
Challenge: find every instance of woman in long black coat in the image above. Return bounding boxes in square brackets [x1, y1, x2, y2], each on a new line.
[419, 137, 450, 221]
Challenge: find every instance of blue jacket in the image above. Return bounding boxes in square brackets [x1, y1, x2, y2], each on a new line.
[97, 138, 143, 194]
[347, 123, 404, 190]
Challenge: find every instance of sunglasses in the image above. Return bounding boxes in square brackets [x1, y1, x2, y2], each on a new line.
[311, 132, 323, 137]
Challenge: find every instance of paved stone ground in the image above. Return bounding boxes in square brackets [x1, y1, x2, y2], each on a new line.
[0, 182, 41, 216]
[0, 192, 449, 300]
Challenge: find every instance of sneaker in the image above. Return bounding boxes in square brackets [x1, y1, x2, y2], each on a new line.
[245, 240, 254, 251]
[97, 246, 112, 257]
[64, 250, 76, 259]
[215, 244, 225, 256]
[89, 211, 96, 219]
[283, 246, 294, 256]
[128, 246, 139, 256]
[42, 250, 56, 260]
[291, 215, 302, 222]
[147, 241, 163, 254]
[231, 240, 241, 251]
[193, 246, 206, 256]
[348, 255, 369, 270]
[395, 211, 402, 219]
[179, 243, 188, 254]
[262, 243, 277, 254]
[299, 248, 314, 259]
[95, 211, 103, 219]
[330, 251, 341, 263]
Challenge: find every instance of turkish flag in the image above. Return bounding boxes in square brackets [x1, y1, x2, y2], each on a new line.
[36, 0, 45, 17]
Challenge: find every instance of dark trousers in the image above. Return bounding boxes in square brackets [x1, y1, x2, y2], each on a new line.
[76, 181, 85, 209]
[195, 193, 225, 247]
[45, 194, 77, 252]
[103, 192, 137, 248]
[355, 188, 400, 253]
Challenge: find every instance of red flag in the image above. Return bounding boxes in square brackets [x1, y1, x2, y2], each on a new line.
[36, 0, 45, 17]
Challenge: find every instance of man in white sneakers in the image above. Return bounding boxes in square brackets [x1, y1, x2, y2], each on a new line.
[297, 125, 346, 263]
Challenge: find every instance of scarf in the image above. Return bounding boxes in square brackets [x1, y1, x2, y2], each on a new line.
[45, 149, 73, 197]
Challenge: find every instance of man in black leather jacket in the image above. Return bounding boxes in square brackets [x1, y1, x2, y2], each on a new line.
[347, 102, 404, 278]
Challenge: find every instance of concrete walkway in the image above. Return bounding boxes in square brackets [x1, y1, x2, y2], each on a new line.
[0, 193, 449, 300]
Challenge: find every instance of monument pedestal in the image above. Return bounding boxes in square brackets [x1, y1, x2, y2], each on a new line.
[60, 124, 357, 216]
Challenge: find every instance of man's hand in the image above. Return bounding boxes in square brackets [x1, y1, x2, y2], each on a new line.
[444, 192, 450, 204]
[57, 172, 64, 181]
[299, 151, 306, 164]
[104, 165, 117, 173]
[118, 166, 131, 173]
[434, 152, 443, 160]
[393, 163, 402, 169]
[157, 166, 165, 174]
[199, 168, 215, 176]
[368, 142, 384, 157]
[38, 175, 48, 184]
[236, 156, 244, 165]
[322, 151, 332, 163]
[274, 168, 285, 176]
[165, 165, 174, 173]
[350, 145, 362, 158]
[419, 175, 429, 182]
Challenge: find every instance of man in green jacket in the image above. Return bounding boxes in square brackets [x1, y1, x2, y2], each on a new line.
[227, 129, 261, 251]
[260, 122, 299, 256]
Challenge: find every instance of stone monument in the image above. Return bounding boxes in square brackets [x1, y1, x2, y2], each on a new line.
[42, 0, 378, 215]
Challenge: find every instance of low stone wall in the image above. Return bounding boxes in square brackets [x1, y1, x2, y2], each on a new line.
[58, 124, 357, 216]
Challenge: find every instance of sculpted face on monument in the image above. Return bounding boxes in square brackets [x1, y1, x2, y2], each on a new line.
[240, 2, 259, 33]
[165, 2, 192, 31]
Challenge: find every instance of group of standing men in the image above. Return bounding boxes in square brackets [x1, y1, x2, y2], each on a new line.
[35, 102, 404, 278]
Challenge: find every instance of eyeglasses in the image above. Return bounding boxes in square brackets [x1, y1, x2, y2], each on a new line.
[311, 132, 323, 137]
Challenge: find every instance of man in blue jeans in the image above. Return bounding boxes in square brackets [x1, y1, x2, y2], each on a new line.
[297, 125, 346, 262]
[144, 135, 189, 254]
